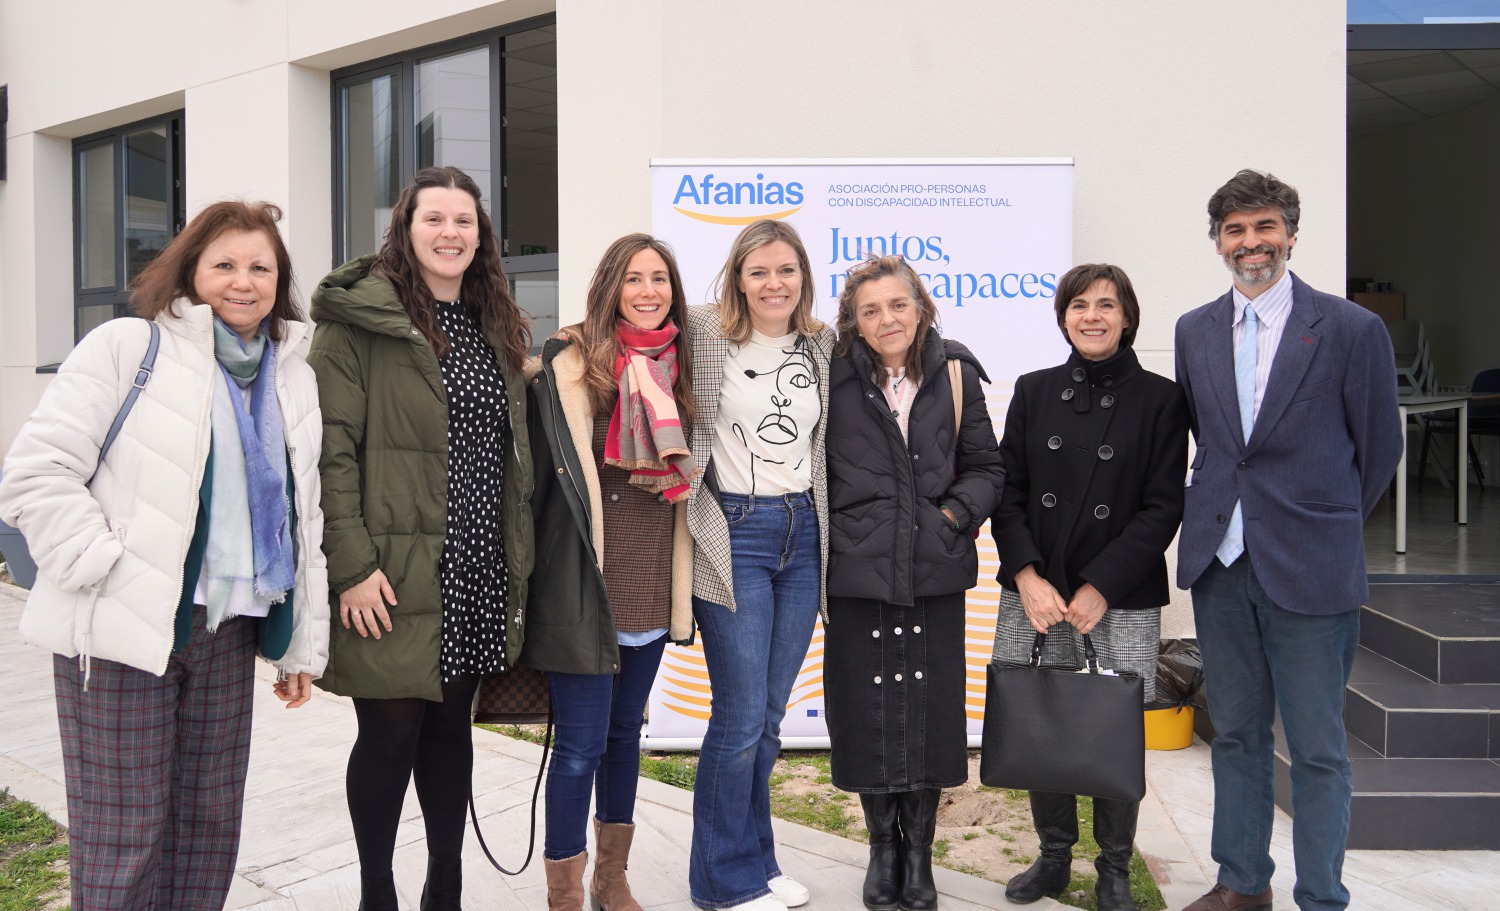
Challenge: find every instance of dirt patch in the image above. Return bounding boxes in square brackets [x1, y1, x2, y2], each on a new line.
[769, 752, 1043, 884]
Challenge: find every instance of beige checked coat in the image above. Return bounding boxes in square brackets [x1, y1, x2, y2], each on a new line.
[684, 304, 835, 616]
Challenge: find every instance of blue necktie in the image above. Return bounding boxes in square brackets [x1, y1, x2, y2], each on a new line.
[1216, 303, 1257, 566]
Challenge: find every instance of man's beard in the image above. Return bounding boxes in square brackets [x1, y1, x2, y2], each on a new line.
[1224, 243, 1287, 289]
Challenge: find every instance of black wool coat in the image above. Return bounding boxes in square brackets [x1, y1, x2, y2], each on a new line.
[992, 345, 1189, 610]
[826, 332, 1004, 605]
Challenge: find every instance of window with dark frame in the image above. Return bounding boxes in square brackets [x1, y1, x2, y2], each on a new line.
[332, 15, 559, 340]
[72, 111, 185, 342]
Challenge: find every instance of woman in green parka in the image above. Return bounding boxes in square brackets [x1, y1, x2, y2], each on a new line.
[308, 166, 534, 911]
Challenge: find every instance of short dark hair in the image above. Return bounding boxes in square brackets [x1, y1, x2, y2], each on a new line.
[1207, 169, 1301, 240]
[130, 200, 300, 341]
[1052, 263, 1140, 350]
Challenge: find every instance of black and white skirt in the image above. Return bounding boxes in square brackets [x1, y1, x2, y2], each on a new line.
[992, 587, 1160, 703]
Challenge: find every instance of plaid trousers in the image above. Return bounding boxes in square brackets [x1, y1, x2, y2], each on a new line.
[52, 608, 257, 911]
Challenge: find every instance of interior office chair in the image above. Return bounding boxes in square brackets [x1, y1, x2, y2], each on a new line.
[1388, 319, 1434, 395]
[1419, 368, 1500, 493]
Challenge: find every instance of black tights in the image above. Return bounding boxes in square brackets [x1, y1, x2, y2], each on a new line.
[347, 675, 480, 874]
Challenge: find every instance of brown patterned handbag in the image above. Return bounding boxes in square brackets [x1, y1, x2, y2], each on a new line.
[472, 664, 552, 724]
[468, 665, 554, 875]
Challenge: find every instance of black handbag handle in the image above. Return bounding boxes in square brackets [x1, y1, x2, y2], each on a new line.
[1029, 630, 1102, 672]
[467, 708, 553, 875]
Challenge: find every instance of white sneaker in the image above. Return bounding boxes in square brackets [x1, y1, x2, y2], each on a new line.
[768, 875, 810, 908]
[725, 893, 790, 911]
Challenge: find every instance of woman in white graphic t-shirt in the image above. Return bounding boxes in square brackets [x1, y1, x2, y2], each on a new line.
[682, 219, 835, 911]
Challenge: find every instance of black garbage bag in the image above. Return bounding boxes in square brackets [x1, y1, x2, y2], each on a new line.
[1156, 638, 1205, 704]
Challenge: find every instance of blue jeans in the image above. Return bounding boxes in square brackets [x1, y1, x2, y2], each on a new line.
[690, 492, 821, 908]
[1192, 556, 1359, 911]
[543, 635, 668, 860]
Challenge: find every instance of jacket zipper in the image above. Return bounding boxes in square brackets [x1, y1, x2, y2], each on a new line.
[273, 345, 314, 677]
[543, 360, 591, 522]
[869, 373, 923, 604]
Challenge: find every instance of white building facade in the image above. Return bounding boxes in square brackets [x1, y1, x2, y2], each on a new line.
[0, 0, 1351, 633]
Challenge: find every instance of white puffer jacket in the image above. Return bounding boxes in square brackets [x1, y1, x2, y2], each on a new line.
[0, 301, 329, 679]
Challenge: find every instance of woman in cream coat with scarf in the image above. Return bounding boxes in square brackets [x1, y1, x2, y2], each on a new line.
[522, 233, 697, 911]
[0, 200, 327, 911]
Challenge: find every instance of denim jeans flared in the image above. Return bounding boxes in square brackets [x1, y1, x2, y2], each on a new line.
[544, 635, 668, 860]
[1192, 555, 1359, 911]
[689, 492, 821, 908]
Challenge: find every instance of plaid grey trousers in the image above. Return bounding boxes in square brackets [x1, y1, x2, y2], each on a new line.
[993, 587, 1160, 703]
[52, 608, 257, 911]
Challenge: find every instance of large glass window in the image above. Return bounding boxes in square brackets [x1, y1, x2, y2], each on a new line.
[72, 112, 184, 341]
[1350, 1, 1500, 24]
[333, 17, 557, 341]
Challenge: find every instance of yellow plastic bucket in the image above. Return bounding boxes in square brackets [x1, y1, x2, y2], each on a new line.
[1143, 703, 1195, 750]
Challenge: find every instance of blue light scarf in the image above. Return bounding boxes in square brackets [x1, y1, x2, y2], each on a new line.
[200, 318, 294, 629]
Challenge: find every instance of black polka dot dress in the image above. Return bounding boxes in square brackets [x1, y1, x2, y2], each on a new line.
[434, 300, 510, 681]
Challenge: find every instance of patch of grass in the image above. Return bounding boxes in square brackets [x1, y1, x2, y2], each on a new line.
[930, 839, 950, 861]
[770, 790, 854, 832]
[0, 789, 68, 911]
[639, 753, 698, 791]
[475, 723, 549, 745]
[962, 831, 981, 841]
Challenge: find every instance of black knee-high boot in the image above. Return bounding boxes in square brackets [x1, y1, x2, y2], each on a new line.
[895, 788, 939, 911]
[1003, 791, 1076, 904]
[1092, 798, 1140, 911]
[860, 793, 903, 911]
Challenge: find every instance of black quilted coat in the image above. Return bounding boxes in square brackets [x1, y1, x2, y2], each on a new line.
[825, 332, 1004, 605]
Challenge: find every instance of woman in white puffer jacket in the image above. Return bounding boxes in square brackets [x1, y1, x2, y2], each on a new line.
[0, 200, 328, 911]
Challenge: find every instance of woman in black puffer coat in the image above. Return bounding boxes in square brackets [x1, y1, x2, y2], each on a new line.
[824, 255, 1003, 911]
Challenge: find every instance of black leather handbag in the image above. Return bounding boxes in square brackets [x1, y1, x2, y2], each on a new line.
[979, 631, 1146, 802]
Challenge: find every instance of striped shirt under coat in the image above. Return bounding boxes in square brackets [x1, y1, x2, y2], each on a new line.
[684, 304, 835, 616]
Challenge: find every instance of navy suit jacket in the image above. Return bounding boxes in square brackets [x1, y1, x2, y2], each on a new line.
[1174, 273, 1402, 614]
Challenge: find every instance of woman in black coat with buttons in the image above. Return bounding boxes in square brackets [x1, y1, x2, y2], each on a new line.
[990, 263, 1188, 911]
[824, 255, 1004, 911]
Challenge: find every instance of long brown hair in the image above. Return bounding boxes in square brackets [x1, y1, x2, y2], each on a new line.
[834, 255, 940, 388]
[710, 219, 823, 344]
[130, 200, 300, 341]
[574, 234, 696, 422]
[372, 166, 531, 374]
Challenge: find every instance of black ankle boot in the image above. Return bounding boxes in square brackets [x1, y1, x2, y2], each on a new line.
[420, 855, 463, 911]
[860, 793, 903, 911]
[1092, 798, 1140, 911]
[1003, 791, 1077, 905]
[895, 788, 940, 911]
[358, 871, 399, 911]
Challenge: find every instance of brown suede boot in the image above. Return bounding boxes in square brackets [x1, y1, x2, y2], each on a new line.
[590, 819, 643, 911]
[545, 850, 588, 911]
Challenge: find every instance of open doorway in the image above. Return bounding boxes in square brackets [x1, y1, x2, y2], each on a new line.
[1347, 18, 1500, 575]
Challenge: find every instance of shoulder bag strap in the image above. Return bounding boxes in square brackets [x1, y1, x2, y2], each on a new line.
[947, 358, 963, 438]
[95, 320, 162, 474]
[468, 709, 553, 875]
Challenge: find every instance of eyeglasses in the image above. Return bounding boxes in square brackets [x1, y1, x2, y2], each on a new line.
[844, 253, 905, 277]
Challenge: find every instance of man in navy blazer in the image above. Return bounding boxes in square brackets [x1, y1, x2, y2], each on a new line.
[1174, 170, 1401, 911]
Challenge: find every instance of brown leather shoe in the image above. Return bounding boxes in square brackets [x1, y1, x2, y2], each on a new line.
[1183, 883, 1273, 910]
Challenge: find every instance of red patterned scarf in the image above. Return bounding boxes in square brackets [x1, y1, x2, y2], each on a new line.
[605, 320, 698, 503]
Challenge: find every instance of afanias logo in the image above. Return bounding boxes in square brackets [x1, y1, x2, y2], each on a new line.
[671, 172, 805, 225]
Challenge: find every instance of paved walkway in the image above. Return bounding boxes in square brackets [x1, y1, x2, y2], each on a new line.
[1, 580, 1494, 910]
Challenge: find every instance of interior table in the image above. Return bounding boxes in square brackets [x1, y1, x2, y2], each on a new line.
[1395, 393, 1468, 553]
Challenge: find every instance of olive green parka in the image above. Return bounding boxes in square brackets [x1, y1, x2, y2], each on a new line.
[308, 255, 534, 700]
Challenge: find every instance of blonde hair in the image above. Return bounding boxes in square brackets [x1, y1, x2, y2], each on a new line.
[710, 219, 823, 343]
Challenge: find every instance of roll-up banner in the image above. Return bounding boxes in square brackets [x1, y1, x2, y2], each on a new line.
[644, 159, 1073, 748]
